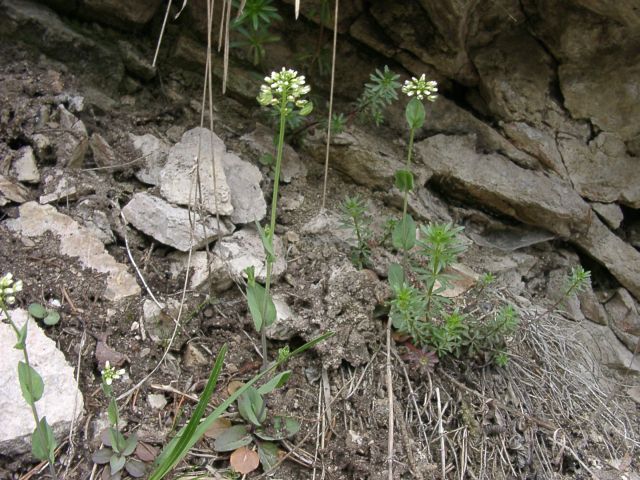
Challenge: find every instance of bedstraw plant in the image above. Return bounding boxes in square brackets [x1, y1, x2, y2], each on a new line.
[251, 68, 313, 369]
[0, 273, 58, 480]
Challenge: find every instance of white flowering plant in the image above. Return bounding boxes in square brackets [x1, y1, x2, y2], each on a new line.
[0, 273, 58, 478]
[93, 361, 145, 478]
[250, 68, 312, 369]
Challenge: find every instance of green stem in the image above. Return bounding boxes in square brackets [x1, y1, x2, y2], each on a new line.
[400, 127, 416, 272]
[2, 305, 58, 480]
[259, 100, 287, 371]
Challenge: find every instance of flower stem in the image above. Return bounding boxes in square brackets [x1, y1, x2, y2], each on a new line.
[259, 99, 287, 371]
[400, 127, 416, 271]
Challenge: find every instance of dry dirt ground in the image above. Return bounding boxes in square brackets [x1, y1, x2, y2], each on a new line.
[1, 39, 639, 480]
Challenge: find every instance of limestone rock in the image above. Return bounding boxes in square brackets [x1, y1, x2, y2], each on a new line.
[10, 146, 40, 183]
[118, 40, 156, 81]
[573, 320, 640, 374]
[129, 133, 169, 186]
[572, 0, 640, 28]
[591, 202, 624, 230]
[142, 299, 182, 346]
[160, 128, 233, 216]
[222, 151, 266, 224]
[574, 218, 640, 302]
[4, 202, 140, 301]
[89, 133, 118, 168]
[0, 1, 124, 89]
[147, 394, 167, 411]
[168, 251, 233, 293]
[54, 105, 88, 168]
[182, 343, 209, 368]
[0, 309, 84, 457]
[213, 227, 286, 283]
[473, 29, 557, 125]
[0, 175, 31, 206]
[502, 122, 566, 176]
[240, 124, 307, 183]
[558, 133, 640, 208]
[415, 134, 591, 238]
[81, 0, 163, 28]
[604, 288, 640, 352]
[304, 128, 404, 190]
[560, 49, 640, 142]
[122, 192, 232, 252]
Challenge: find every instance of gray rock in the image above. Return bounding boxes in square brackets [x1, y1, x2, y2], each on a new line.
[89, 133, 118, 168]
[573, 320, 640, 374]
[604, 288, 640, 352]
[122, 192, 232, 252]
[502, 122, 566, 176]
[5, 202, 140, 301]
[118, 40, 156, 81]
[0, 175, 31, 206]
[560, 50, 640, 143]
[160, 128, 233, 216]
[304, 128, 404, 190]
[142, 299, 181, 346]
[591, 202, 624, 230]
[0, 0, 124, 89]
[182, 343, 209, 368]
[574, 217, 640, 302]
[222, 151, 266, 224]
[76, 199, 115, 245]
[213, 227, 286, 283]
[10, 146, 40, 184]
[240, 124, 307, 183]
[558, 133, 640, 208]
[147, 394, 167, 410]
[54, 105, 88, 168]
[415, 134, 591, 238]
[265, 294, 297, 341]
[473, 29, 556, 125]
[0, 309, 84, 457]
[129, 133, 169, 186]
[81, 0, 163, 28]
[572, 0, 640, 28]
[38, 168, 94, 205]
[168, 251, 233, 292]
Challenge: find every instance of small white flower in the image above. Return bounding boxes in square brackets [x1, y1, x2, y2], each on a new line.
[101, 361, 125, 385]
[257, 67, 311, 111]
[0, 273, 22, 305]
[402, 74, 438, 102]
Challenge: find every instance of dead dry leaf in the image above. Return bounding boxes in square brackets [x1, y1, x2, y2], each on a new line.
[204, 417, 232, 439]
[230, 446, 260, 474]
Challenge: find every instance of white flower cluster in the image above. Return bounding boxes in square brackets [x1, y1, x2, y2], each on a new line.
[0, 273, 23, 306]
[258, 67, 311, 109]
[101, 361, 125, 386]
[402, 74, 438, 101]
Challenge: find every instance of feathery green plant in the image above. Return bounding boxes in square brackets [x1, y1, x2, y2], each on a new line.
[356, 66, 401, 126]
[1, 273, 58, 480]
[231, 0, 282, 65]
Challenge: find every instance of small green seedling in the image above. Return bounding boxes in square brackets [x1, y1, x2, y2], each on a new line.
[356, 66, 401, 126]
[211, 371, 300, 475]
[92, 362, 146, 479]
[28, 302, 60, 326]
[340, 195, 373, 269]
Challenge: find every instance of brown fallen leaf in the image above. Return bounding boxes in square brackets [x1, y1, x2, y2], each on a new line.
[230, 446, 260, 474]
[135, 442, 159, 463]
[204, 417, 232, 439]
[227, 380, 245, 396]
